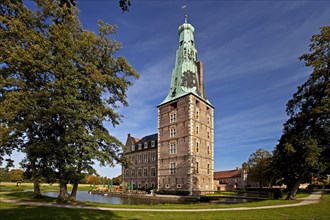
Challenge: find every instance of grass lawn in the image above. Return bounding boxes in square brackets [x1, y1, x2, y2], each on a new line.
[0, 182, 99, 193]
[0, 193, 329, 220]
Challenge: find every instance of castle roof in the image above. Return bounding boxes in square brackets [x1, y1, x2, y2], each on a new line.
[214, 169, 242, 179]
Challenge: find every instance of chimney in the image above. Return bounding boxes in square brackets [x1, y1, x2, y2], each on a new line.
[196, 61, 204, 97]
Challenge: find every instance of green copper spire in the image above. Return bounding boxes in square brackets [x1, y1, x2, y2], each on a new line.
[160, 21, 210, 105]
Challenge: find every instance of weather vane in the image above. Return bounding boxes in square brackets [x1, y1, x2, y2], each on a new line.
[182, 3, 188, 23]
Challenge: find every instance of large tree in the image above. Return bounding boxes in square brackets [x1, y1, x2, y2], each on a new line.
[272, 26, 330, 200]
[0, 0, 138, 201]
[246, 148, 272, 188]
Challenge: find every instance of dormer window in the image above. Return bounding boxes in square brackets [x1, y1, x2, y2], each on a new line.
[131, 145, 135, 152]
[138, 144, 142, 150]
[144, 142, 148, 149]
[151, 141, 155, 148]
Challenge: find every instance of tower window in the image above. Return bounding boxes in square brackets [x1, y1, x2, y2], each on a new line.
[170, 142, 177, 154]
[170, 162, 176, 174]
[195, 141, 199, 153]
[170, 112, 177, 123]
[207, 164, 210, 175]
[196, 162, 199, 174]
[170, 127, 176, 137]
[195, 126, 199, 135]
[170, 102, 177, 109]
[195, 109, 199, 120]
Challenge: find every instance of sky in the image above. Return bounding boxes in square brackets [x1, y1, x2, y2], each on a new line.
[6, 0, 330, 178]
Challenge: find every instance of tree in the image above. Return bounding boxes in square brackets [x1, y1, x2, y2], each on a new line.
[86, 175, 101, 185]
[246, 149, 272, 188]
[10, 169, 24, 186]
[0, 0, 138, 201]
[272, 26, 330, 200]
[0, 168, 11, 182]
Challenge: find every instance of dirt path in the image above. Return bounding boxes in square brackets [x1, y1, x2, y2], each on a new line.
[0, 191, 322, 212]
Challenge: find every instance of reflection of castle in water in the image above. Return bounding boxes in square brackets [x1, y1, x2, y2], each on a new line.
[123, 19, 214, 195]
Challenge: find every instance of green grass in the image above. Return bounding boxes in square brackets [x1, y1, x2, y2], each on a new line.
[0, 182, 99, 193]
[1, 193, 329, 220]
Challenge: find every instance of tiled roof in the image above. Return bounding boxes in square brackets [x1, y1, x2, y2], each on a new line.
[131, 137, 140, 144]
[214, 169, 242, 179]
[135, 133, 158, 145]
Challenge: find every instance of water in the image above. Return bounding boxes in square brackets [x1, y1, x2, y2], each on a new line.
[44, 191, 192, 205]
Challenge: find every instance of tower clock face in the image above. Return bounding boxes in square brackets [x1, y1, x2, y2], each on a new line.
[181, 70, 197, 89]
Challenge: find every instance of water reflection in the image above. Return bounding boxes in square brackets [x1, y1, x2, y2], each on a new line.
[44, 191, 193, 205]
[44, 191, 260, 205]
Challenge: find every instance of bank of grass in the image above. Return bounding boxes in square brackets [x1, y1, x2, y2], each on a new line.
[0, 193, 329, 220]
[0, 182, 98, 193]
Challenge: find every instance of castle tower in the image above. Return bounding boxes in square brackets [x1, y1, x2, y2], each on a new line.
[157, 19, 214, 195]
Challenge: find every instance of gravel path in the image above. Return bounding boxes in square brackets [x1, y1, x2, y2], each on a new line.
[0, 191, 322, 212]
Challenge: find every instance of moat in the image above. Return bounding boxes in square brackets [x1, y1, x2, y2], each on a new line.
[44, 191, 262, 205]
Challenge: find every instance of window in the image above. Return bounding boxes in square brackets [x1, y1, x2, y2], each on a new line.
[207, 115, 210, 125]
[170, 142, 177, 154]
[195, 142, 199, 153]
[143, 168, 148, 177]
[196, 162, 199, 173]
[131, 145, 135, 151]
[195, 109, 199, 120]
[125, 169, 129, 178]
[138, 168, 142, 177]
[138, 154, 142, 163]
[195, 126, 199, 135]
[151, 140, 155, 148]
[170, 162, 176, 174]
[207, 164, 210, 175]
[143, 153, 148, 163]
[170, 127, 176, 137]
[131, 169, 136, 178]
[138, 144, 142, 150]
[151, 152, 157, 162]
[170, 112, 176, 123]
[144, 142, 148, 149]
[207, 131, 210, 139]
[145, 183, 148, 189]
[207, 145, 211, 155]
[165, 184, 170, 189]
[151, 167, 156, 177]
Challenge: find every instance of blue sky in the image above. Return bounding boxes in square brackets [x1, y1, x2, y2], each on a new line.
[7, 0, 330, 178]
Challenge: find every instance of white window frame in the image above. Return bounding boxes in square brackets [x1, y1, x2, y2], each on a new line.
[170, 142, 177, 154]
[144, 142, 148, 149]
[170, 111, 177, 123]
[170, 162, 176, 175]
[170, 127, 176, 137]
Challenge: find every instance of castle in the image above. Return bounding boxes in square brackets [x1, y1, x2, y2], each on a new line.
[122, 19, 214, 195]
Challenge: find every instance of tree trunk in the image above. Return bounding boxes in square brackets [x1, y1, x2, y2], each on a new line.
[31, 159, 43, 198]
[70, 182, 78, 199]
[58, 181, 69, 202]
[286, 181, 300, 200]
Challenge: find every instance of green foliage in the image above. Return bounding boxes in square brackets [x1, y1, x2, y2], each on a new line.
[246, 148, 272, 188]
[272, 26, 330, 199]
[86, 175, 101, 185]
[9, 169, 24, 184]
[0, 168, 11, 182]
[0, 0, 138, 201]
[111, 175, 122, 185]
